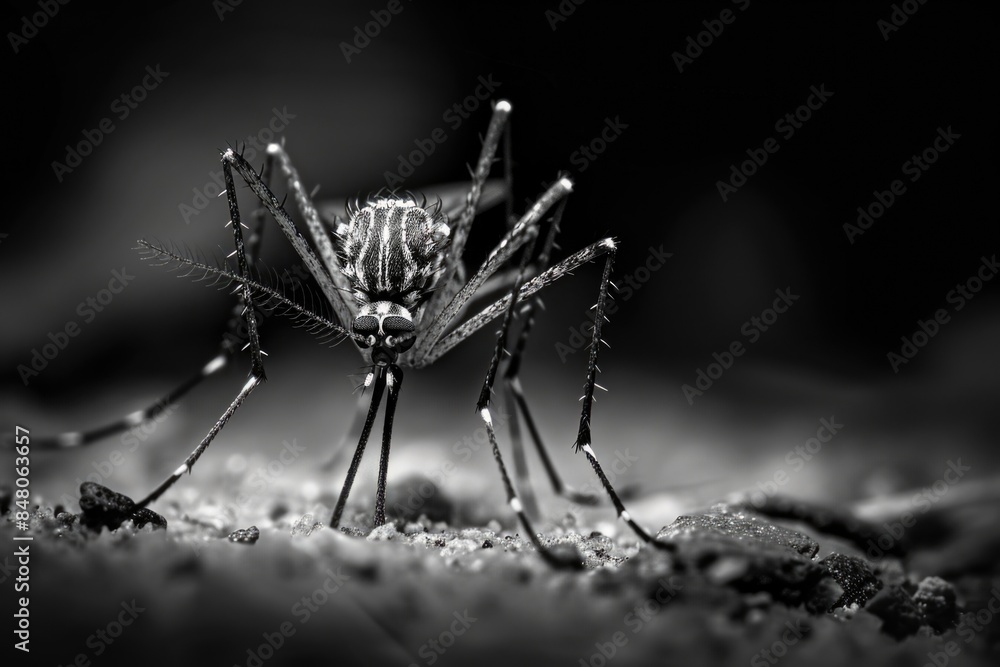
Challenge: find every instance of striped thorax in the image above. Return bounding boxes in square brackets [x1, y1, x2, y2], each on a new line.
[336, 194, 450, 354]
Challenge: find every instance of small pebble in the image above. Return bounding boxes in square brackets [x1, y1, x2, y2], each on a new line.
[912, 576, 958, 632]
[229, 526, 260, 545]
[384, 474, 454, 524]
[658, 512, 819, 557]
[290, 513, 323, 537]
[820, 553, 882, 609]
[367, 523, 398, 542]
[78, 482, 166, 532]
[867, 585, 924, 639]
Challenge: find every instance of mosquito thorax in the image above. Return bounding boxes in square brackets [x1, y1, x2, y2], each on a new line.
[336, 194, 451, 315]
[352, 301, 416, 353]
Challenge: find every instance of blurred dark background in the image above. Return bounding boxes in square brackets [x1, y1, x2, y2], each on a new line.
[2, 4, 1000, 666]
[1, 1, 998, 508]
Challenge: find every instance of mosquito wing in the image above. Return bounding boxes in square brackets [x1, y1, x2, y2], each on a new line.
[317, 178, 509, 229]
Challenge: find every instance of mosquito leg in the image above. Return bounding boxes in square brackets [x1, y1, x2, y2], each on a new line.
[471, 194, 585, 566]
[500, 195, 600, 506]
[503, 380, 540, 518]
[26, 352, 229, 451]
[571, 249, 674, 551]
[413, 178, 572, 366]
[426, 236, 672, 551]
[261, 142, 356, 328]
[484, 216, 541, 518]
[246, 143, 270, 269]
[419, 100, 512, 335]
[137, 156, 267, 507]
[320, 390, 370, 472]
[373, 365, 403, 527]
[502, 110, 515, 227]
[480, 406, 582, 569]
[221, 148, 347, 323]
[137, 374, 262, 506]
[504, 376, 600, 506]
[330, 368, 388, 529]
[25, 149, 278, 453]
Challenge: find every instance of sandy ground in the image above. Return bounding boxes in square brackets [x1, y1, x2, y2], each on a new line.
[4, 457, 999, 667]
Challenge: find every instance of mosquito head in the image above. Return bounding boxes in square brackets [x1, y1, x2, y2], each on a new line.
[353, 301, 416, 355]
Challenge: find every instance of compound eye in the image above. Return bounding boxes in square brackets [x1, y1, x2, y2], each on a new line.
[353, 315, 379, 348]
[353, 315, 379, 336]
[381, 315, 415, 335]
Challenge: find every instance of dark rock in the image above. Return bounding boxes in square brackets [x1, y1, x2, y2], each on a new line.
[269, 502, 289, 521]
[741, 494, 906, 558]
[384, 474, 453, 524]
[913, 576, 959, 632]
[658, 511, 819, 557]
[820, 553, 882, 609]
[228, 526, 260, 545]
[339, 525, 366, 538]
[867, 585, 924, 639]
[658, 513, 830, 609]
[78, 482, 167, 532]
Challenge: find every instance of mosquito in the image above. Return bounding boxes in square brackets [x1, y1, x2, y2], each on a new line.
[30, 100, 672, 568]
